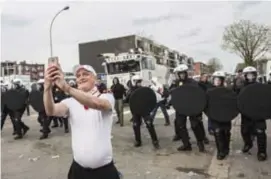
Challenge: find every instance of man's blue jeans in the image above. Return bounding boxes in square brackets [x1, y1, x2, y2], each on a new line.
[150, 100, 170, 124]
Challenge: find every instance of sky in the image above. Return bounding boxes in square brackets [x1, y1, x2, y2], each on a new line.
[1, 0, 271, 72]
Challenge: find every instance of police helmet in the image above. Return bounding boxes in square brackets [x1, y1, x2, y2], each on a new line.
[212, 71, 226, 78]
[243, 66, 257, 73]
[13, 78, 23, 85]
[173, 64, 189, 73]
[37, 79, 45, 84]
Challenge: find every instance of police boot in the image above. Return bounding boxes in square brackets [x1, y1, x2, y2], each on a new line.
[133, 123, 142, 147]
[14, 121, 23, 140]
[256, 129, 267, 161]
[192, 125, 205, 152]
[59, 118, 63, 127]
[241, 125, 253, 153]
[214, 129, 226, 160]
[241, 136, 253, 153]
[115, 112, 120, 124]
[177, 127, 192, 151]
[199, 121, 209, 144]
[22, 123, 29, 136]
[63, 119, 69, 133]
[225, 130, 231, 155]
[145, 120, 160, 149]
[173, 119, 181, 141]
[39, 133, 49, 140]
[51, 118, 59, 128]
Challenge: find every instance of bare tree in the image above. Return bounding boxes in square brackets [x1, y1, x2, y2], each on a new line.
[207, 58, 223, 73]
[222, 20, 271, 66]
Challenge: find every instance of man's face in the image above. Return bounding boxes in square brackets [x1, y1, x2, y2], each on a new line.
[200, 74, 208, 82]
[113, 78, 118, 84]
[75, 69, 96, 92]
[213, 77, 222, 86]
[178, 72, 186, 80]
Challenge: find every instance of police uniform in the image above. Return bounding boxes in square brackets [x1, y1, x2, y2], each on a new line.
[209, 71, 232, 160]
[240, 66, 267, 161]
[170, 64, 205, 152]
[10, 79, 30, 140]
[131, 75, 159, 149]
[1, 84, 17, 135]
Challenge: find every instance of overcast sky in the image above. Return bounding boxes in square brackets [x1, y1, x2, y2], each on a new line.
[1, 0, 271, 72]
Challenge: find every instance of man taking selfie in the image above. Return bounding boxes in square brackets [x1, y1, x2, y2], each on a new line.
[43, 63, 120, 179]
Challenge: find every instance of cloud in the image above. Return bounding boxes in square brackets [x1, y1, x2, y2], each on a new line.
[1, 14, 34, 27]
[1, 1, 271, 73]
[133, 13, 189, 26]
[236, 1, 263, 11]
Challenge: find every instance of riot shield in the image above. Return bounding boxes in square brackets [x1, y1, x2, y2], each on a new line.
[171, 85, 206, 116]
[238, 83, 271, 120]
[129, 87, 157, 116]
[205, 87, 238, 122]
[5, 89, 28, 111]
[29, 90, 44, 112]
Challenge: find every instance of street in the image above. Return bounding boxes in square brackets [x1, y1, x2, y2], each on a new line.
[1, 107, 271, 179]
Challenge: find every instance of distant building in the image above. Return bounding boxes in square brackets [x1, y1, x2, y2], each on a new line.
[1, 61, 45, 81]
[193, 62, 210, 76]
[78, 34, 194, 74]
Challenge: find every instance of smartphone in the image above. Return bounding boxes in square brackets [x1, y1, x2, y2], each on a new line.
[48, 56, 59, 67]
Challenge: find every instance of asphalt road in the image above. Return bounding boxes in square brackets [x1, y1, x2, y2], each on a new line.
[1, 108, 271, 179]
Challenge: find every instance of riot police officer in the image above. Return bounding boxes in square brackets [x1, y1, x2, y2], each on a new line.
[170, 64, 205, 152]
[210, 71, 232, 160]
[11, 79, 30, 140]
[240, 66, 267, 161]
[131, 75, 160, 149]
[1, 82, 17, 135]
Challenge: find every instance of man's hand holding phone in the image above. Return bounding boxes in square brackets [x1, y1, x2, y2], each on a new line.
[44, 57, 61, 90]
[45, 57, 69, 92]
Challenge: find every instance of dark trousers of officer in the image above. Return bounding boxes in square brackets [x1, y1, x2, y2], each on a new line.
[150, 100, 170, 125]
[241, 115, 267, 154]
[13, 107, 29, 138]
[26, 104, 30, 116]
[176, 113, 205, 147]
[1, 107, 16, 133]
[132, 114, 158, 144]
[41, 116, 69, 135]
[174, 118, 181, 138]
[211, 120, 231, 157]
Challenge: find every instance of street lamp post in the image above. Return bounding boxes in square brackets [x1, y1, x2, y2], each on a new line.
[49, 6, 69, 57]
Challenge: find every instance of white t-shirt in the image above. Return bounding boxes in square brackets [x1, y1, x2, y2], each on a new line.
[61, 93, 115, 168]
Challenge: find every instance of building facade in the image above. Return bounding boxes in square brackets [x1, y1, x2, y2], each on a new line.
[1, 61, 45, 81]
[79, 35, 194, 74]
[193, 62, 210, 76]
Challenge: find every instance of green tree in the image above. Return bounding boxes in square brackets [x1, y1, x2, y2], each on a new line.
[207, 58, 223, 73]
[222, 20, 271, 66]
